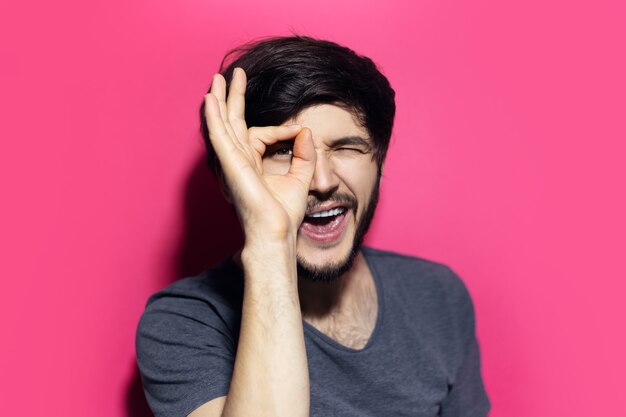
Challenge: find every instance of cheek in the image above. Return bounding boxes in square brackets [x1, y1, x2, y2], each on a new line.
[335, 160, 379, 200]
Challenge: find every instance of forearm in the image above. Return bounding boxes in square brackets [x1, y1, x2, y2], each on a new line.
[221, 238, 310, 417]
[202, 69, 314, 417]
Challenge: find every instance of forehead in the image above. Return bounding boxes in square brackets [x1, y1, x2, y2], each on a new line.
[286, 104, 370, 143]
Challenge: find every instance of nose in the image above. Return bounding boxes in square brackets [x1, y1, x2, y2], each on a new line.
[309, 150, 339, 196]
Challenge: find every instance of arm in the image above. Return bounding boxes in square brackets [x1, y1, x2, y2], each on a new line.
[440, 269, 490, 417]
[190, 68, 315, 417]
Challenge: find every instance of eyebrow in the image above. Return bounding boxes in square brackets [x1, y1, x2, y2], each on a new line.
[328, 136, 372, 149]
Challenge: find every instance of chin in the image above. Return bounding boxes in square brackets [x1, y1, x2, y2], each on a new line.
[296, 246, 358, 283]
[295, 224, 358, 283]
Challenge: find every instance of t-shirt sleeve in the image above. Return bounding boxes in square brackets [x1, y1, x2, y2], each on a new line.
[439, 268, 491, 417]
[136, 287, 237, 417]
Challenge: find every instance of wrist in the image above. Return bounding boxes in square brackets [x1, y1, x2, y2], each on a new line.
[243, 231, 296, 253]
[241, 220, 297, 244]
[241, 236, 297, 274]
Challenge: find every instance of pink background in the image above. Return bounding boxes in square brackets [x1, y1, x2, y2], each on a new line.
[2, 0, 625, 416]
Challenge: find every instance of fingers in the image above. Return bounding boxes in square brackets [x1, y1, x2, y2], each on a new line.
[210, 74, 240, 144]
[226, 68, 248, 140]
[204, 93, 236, 160]
[248, 125, 303, 143]
[288, 128, 316, 185]
[209, 74, 228, 118]
[247, 124, 302, 156]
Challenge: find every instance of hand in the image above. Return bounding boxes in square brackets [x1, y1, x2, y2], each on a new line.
[204, 68, 316, 243]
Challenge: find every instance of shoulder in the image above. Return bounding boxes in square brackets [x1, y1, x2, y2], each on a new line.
[135, 259, 243, 417]
[363, 246, 470, 302]
[137, 258, 244, 355]
[364, 246, 476, 336]
[364, 246, 451, 273]
[144, 258, 243, 315]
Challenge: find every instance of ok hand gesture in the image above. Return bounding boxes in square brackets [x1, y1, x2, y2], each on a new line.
[204, 68, 316, 243]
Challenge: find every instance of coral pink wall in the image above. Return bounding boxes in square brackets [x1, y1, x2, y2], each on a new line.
[2, 1, 625, 416]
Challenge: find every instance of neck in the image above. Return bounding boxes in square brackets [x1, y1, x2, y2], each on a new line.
[298, 251, 375, 321]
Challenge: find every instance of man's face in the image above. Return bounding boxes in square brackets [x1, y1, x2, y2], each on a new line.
[262, 104, 381, 282]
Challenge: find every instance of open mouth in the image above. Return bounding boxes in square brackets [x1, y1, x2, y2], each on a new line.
[299, 206, 350, 244]
[305, 206, 346, 222]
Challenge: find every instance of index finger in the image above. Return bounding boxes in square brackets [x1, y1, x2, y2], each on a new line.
[204, 92, 236, 159]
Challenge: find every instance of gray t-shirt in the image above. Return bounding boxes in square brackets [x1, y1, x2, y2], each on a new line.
[136, 247, 490, 417]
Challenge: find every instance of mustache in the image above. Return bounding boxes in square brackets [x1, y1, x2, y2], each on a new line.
[306, 192, 357, 212]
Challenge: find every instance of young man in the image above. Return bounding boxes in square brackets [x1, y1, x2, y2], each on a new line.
[136, 36, 490, 417]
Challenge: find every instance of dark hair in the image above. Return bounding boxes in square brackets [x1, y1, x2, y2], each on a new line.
[200, 36, 396, 176]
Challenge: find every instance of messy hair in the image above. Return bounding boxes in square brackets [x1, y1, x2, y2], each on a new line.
[200, 36, 396, 176]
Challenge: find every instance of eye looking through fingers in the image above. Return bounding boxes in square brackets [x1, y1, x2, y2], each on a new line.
[263, 140, 295, 162]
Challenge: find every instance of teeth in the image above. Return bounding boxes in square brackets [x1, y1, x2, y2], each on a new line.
[309, 207, 345, 218]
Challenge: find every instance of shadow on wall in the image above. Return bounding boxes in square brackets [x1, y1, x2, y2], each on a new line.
[126, 155, 244, 417]
[172, 155, 244, 279]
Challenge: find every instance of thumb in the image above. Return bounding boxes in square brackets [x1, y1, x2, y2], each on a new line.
[288, 127, 316, 186]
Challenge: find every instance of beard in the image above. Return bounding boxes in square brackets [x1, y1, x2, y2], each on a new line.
[296, 177, 381, 283]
